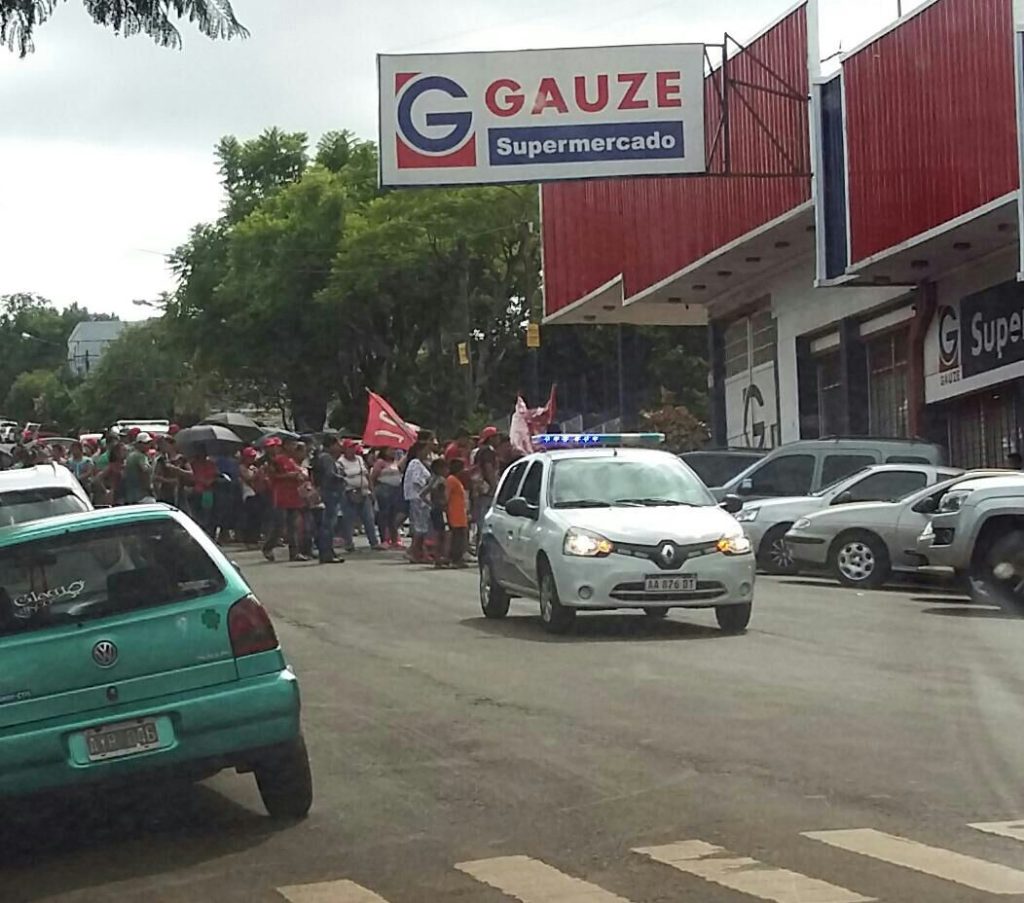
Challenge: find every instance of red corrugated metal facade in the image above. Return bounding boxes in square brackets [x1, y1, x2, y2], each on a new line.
[844, 0, 1017, 265]
[542, 4, 811, 317]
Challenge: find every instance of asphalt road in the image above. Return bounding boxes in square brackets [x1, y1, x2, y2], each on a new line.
[5, 549, 1024, 903]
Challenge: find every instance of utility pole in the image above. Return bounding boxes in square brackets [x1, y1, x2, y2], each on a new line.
[522, 220, 540, 404]
[457, 237, 474, 422]
[617, 324, 626, 427]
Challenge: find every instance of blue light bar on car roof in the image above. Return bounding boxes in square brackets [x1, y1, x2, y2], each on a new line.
[533, 433, 666, 449]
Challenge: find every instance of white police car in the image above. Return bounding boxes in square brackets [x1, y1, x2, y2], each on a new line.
[478, 435, 755, 634]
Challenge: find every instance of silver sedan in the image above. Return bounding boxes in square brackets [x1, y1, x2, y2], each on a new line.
[784, 471, 1008, 588]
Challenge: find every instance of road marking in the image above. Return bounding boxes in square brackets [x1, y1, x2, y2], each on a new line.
[277, 879, 391, 903]
[970, 820, 1024, 843]
[803, 828, 1024, 894]
[633, 840, 873, 903]
[455, 855, 635, 902]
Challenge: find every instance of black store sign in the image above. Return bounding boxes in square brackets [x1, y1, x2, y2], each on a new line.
[959, 280, 1024, 377]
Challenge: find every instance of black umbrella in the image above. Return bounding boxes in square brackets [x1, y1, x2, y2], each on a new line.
[254, 428, 301, 448]
[174, 424, 244, 457]
[201, 412, 263, 443]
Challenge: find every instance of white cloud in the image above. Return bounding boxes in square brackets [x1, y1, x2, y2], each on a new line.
[0, 0, 917, 319]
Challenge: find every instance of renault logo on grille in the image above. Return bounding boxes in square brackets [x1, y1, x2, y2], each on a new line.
[659, 543, 677, 567]
[92, 640, 119, 668]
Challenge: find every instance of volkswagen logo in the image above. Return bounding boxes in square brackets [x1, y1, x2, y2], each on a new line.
[660, 543, 677, 567]
[92, 640, 119, 668]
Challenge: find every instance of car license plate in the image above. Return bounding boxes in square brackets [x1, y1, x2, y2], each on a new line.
[85, 718, 160, 762]
[645, 575, 697, 592]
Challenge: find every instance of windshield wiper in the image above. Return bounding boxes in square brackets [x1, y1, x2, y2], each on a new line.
[614, 498, 696, 507]
[552, 499, 611, 509]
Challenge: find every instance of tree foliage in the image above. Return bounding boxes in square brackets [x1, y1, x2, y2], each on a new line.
[2, 0, 246, 56]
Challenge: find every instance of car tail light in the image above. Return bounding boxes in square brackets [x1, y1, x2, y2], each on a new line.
[228, 594, 279, 657]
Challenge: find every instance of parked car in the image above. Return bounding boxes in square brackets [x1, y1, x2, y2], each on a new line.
[785, 470, 1008, 588]
[737, 464, 962, 573]
[0, 465, 92, 527]
[920, 473, 1024, 607]
[0, 505, 312, 818]
[0, 420, 19, 443]
[711, 437, 948, 502]
[680, 448, 765, 488]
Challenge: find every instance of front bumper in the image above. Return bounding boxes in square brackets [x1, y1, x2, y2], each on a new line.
[784, 530, 829, 569]
[554, 549, 755, 610]
[0, 668, 301, 799]
[922, 513, 968, 569]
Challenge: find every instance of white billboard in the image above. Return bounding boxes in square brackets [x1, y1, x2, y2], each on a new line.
[377, 44, 706, 188]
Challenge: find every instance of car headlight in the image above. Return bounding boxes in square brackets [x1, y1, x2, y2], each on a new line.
[735, 506, 759, 523]
[563, 528, 614, 557]
[792, 517, 811, 531]
[919, 520, 934, 538]
[716, 533, 752, 555]
[939, 490, 970, 513]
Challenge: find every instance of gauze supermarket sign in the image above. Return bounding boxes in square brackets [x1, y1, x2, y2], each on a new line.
[926, 280, 1024, 401]
[377, 45, 706, 187]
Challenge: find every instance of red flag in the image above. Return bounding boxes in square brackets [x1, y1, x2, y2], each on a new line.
[363, 390, 417, 450]
[526, 384, 557, 434]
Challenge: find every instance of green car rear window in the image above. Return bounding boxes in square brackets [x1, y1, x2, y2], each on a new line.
[0, 520, 227, 637]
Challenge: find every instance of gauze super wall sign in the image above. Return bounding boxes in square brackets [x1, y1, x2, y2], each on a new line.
[378, 45, 706, 187]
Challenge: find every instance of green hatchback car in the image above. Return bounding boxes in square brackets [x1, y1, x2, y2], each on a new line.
[0, 504, 312, 819]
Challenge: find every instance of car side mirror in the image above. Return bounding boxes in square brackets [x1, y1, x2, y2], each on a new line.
[913, 496, 938, 514]
[229, 559, 243, 575]
[832, 490, 853, 505]
[720, 494, 743, 514]
[505, 497, 538, 519]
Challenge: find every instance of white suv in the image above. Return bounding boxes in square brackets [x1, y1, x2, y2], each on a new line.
[0, 465, 93, 528]
[478, 446, 755, 634]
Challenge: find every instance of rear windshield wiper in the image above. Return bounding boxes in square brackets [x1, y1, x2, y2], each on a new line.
[551, 499, 611, 509]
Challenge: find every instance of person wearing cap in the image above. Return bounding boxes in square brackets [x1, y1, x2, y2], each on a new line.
[339, 438, 381, 552]
[471, 426, 500, 550]
[123, 432, 156, 504]
[262, 438, 309, 562]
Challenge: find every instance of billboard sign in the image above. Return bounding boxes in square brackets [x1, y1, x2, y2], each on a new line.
[925, 280, 1024, 402]
[378, 45, 706, 187]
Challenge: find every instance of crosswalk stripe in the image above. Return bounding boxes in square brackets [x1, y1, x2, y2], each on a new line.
[803, 828, 1024, 895]
[455, 855, 635, 902]
[969, 820, 1024, 843]
[277, 879, 391, 903]
[633, 840, 873, 903]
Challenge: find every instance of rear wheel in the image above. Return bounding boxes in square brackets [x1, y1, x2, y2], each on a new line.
[758, 524, 797, 574]
[538, 565, 575, 634]
[830, 531, 890, 588]
[254, 736, 313, 821]
[479, 551, 510, 619]
[716, 603, 752, 633]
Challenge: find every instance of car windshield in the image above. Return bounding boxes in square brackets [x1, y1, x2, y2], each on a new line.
[0, 520, 226, 637]
[551, 456, 715, 508]
[812, 467, 871, 497]
[0, 488, 89, 528]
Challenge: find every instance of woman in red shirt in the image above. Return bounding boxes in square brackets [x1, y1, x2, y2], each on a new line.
[261, 440, 309, 562]
[188, 445, 220, 535]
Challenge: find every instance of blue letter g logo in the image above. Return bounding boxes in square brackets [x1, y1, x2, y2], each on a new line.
[397, 76, 473, 155]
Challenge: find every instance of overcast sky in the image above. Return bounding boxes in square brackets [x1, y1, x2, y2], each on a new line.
[0, 0, 914, 320]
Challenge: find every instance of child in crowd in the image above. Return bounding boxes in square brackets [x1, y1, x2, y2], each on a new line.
[445, 458, 469, 568]
[423, 457, 449, 567]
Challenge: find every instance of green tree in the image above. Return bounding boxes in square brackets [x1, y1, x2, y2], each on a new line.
[2, 0, 247, 56]
[4, 368, 73, 427]
[72, 319, 203, 428]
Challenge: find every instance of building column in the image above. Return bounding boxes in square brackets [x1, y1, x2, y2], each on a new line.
[839, 317, 868, 435]
[907, 282, 936, 438]
[708, 320, 727, 446]
[794, 336, 819, 438]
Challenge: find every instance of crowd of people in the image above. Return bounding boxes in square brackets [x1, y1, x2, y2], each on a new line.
[5, 423, 526, 568]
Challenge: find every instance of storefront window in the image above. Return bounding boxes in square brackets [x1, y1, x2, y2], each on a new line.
[816, 350, 842, 436]
[867, 329, 909, 437]
[946, 390, 1022, 469]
